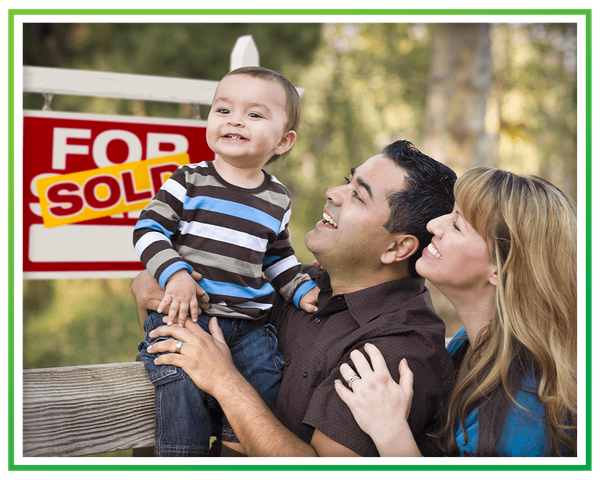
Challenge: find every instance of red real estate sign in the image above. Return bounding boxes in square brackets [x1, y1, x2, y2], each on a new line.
[23, 110, 214, 278]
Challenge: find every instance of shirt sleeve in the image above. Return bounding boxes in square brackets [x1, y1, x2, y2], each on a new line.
[262, 205, 317, 308]
[455, 374, 549, 456]
[303, 329, 453, 456]
[132, 166, 192, 288]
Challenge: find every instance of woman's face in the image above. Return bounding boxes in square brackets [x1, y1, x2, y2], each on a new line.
[416, 202, 497, 293]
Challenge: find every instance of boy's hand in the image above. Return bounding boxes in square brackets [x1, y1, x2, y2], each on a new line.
[190, 271, 211, 310]
[299, 286, 320, 313]
[158, 269, 199, 326]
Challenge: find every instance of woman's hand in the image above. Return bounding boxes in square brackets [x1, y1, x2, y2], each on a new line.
[334, 343, 421, 456]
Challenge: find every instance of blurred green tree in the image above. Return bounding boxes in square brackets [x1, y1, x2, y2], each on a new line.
[23, 23, 322, 118]
[22, 21, 577, 369]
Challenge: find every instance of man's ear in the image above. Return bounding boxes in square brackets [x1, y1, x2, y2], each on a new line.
[274, 130, 297, 155]
[381, 234, 419, 265]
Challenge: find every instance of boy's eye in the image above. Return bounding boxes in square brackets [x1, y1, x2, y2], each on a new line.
[249, 112, 263, 119]
[216, 108, 230, 114]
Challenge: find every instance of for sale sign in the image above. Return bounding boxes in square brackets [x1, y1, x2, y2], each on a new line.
[23, 110, 214, 278]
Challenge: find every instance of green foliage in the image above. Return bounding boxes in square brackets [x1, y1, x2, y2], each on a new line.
[269, 23, 434, 263]
[22, 22, 578, 372]
[23, 23, 322, 117]
[23, 279, 142, 369]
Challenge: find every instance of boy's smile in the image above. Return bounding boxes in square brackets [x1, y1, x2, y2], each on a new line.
[206, 74, 296, 172]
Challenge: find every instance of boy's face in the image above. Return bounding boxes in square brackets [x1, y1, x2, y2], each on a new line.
[206, 74, 296, 169]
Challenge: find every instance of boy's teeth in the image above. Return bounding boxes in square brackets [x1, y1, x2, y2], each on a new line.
[427, 243, 442, 259]
[226, 135, 243, 139]
[323, 212, 338, 228]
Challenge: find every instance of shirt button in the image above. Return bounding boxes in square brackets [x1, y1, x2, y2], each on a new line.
[303, 372, 308, 378]
[314, 317, 321, 324]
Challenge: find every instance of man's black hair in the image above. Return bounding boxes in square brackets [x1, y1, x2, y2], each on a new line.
[382, 140, 457, 277]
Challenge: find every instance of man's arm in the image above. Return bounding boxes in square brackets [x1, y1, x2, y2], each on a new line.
[310, 430, 361, 456]
[131, 273, 360, 456]
[148, 319, 361, 457]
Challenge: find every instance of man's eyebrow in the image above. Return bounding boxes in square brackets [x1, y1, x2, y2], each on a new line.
[350, 168, 373, 200]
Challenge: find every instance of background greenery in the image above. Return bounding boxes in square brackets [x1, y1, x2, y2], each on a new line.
[23, 22, 577, 372]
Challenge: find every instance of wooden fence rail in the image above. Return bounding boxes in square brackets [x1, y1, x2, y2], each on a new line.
[23, 362, 155, 457]
[23, 340, 455, 456]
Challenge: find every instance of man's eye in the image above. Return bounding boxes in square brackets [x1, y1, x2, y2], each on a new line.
[343, 177, 362, 202]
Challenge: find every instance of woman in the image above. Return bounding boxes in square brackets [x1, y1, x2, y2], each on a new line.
[335, 166, 577, 457]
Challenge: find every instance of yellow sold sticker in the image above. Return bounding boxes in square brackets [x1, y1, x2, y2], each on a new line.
[37, 153, 190, 228]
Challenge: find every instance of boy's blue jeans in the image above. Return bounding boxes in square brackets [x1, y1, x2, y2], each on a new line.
[138, 311, 284, 457]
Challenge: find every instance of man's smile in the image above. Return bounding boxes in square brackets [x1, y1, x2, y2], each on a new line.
[322, 212, 338, 228]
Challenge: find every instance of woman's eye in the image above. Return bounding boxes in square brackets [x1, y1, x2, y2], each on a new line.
[452, 221, 460, 231]
[344, 176, 350, 184]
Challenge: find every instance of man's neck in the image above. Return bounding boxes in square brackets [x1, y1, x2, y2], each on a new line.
[327, 266, 410, 296]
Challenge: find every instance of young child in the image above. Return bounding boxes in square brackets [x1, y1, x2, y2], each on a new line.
[134, 66, 319, 456]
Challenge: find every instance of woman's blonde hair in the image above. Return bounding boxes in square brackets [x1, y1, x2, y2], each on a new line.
[439, 166, 577, 456]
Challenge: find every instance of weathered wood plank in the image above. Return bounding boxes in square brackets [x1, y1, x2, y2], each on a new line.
[23, 362, 155, 457]
[23, 66, 220, 105]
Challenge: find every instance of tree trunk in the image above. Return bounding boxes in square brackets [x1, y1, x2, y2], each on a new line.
[423, 23, 495, 175]
[422, 24, 495, 337]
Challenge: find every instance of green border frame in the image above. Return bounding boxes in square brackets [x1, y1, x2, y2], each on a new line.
[4, 6, 595, 474]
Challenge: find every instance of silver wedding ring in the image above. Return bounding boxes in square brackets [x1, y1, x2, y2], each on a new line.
[347, 374, 360, 389]
[175, 340, 184, 354]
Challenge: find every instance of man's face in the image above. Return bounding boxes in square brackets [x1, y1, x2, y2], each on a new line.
[305, 154, 408, 271]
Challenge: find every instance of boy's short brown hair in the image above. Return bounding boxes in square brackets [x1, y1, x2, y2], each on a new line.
[222, 66, 301, 163]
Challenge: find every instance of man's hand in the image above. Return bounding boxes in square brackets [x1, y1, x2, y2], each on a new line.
[147, 317, 236, 398]
[147, 318, 319, 457]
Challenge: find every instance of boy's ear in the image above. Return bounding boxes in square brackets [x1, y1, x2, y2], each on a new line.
[380, 234, 419, 265]
[274, 130, 297, 155]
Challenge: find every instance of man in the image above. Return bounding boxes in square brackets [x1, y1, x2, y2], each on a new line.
[132, 140, 457, 456]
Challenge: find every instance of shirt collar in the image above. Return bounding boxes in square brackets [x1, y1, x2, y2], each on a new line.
[314, 271, 427, 327]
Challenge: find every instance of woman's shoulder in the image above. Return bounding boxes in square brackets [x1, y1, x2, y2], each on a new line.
[446, 327, 468, 357]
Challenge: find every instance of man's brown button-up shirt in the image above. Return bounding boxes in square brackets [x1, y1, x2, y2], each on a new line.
[271, 270, 454, 457]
